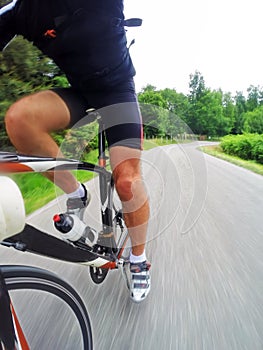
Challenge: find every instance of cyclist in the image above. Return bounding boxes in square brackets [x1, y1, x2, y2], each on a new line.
[0, 0, 151, 302]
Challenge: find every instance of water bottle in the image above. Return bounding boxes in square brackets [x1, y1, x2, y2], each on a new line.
[53, 213, 98, 247]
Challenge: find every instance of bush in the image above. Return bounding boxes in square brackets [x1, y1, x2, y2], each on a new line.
[221, 134, 263, 164]
[250, 134, 263, 163]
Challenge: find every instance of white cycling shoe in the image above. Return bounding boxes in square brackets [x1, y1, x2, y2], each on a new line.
[129, 261, 151, 303]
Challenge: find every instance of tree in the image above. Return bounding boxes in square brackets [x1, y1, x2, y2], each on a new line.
[138, 85, 167, 109]
[243, 106, 263, 134]
[221, 91, 235, 136]
[187, 72, 236, 137]
[138, 86, 168, 137]
[159, 88, 191, 137]
[188, 70, 206, 102]
[160, 88, 189, 118]
[187, 71, 213, 135]
[246, 85, 263, 111]
[233, 91, 247, 134]
[187, 71, 208, 134]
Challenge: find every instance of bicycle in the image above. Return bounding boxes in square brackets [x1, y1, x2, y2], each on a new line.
[0, 112, 132, 349]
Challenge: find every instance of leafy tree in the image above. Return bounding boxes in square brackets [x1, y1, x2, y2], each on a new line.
[233, 91, 247, 134]
[138, 86, 191, 138]
[246, 85, 258, 111]
[187, 71, 214, 135]
[140, 84, 157, 93]
[205, 90, 224, 136]
[159, 89, 191, 137]
[246, 85, 263, 111]
[138, 86, 168, 137]
[187, 71, 207, 134]
[138, 85, 167, 109]
[243, 106, 263, 134]
[220, 91, 235, 136]
[160, 88, 189, 119]
[188, 70, 206, 102]
[197, 89, 224, 136]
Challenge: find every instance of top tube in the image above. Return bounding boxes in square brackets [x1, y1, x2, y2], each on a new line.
[0, 151, 109, 176]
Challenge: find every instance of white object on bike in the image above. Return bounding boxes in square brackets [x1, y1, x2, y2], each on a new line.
[55, 214, 98, 247]
[0, 176, 25, 239]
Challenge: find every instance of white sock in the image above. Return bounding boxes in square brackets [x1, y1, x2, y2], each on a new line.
[130, 251, 147, 264]
[67, 183, 85, 198]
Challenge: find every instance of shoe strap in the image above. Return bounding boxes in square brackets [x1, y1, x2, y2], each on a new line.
[130, 261, 151, 273]
[132, 274, 150, 280]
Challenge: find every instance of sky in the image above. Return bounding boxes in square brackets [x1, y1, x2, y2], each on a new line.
[124, 0, 263, 95]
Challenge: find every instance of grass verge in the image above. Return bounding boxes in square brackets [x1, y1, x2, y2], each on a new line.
[200, 144, 263, 176]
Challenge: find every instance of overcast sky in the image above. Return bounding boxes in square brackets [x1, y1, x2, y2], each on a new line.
[125, 0, 263, 95]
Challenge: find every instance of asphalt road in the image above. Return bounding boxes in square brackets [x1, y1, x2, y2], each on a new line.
[0, 142, 262, 350]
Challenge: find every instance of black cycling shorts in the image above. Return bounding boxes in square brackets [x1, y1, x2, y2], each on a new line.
[53, 79, 143, 150]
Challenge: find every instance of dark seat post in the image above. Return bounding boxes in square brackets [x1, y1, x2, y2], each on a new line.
[98, 118, 107, 168]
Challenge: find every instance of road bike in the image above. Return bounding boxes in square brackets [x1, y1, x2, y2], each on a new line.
[0, 112, 132, 349]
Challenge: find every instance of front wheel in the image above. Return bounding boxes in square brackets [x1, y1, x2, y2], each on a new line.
[1, 265, 93, 350]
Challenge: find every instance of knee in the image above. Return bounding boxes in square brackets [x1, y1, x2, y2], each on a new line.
[5, 100, 29, 127]
[5, 100, 32, 137]
[115, 175, 135, 202]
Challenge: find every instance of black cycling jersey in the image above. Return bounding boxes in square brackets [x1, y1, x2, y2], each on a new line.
[0, 0, 137, 91]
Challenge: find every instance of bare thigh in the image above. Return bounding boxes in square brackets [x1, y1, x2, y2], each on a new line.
[6, 90, 71, 134]
[5, 90, 80, 193]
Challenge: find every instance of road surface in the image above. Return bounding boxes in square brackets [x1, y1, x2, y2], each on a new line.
[0, 142, 262, 350]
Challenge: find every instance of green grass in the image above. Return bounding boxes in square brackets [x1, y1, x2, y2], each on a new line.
[200, 144, 263, 176]
[11, 150, 98, 215]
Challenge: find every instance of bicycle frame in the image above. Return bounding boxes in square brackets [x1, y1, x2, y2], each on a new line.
[0, 119, 126, 271]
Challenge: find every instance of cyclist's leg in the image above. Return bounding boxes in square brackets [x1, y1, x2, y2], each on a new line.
[109, 146, 149, 257]
[5, 90, 81, 194]
[89, 80, 150, 258]
[110, 145, 151, 302]
[92, 81, 152, 301]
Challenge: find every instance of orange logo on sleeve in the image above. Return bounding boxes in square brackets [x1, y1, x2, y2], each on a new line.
[44, 29, 57, 38]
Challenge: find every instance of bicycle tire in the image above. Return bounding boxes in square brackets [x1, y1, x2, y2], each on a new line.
[0, 265, 93, 350]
